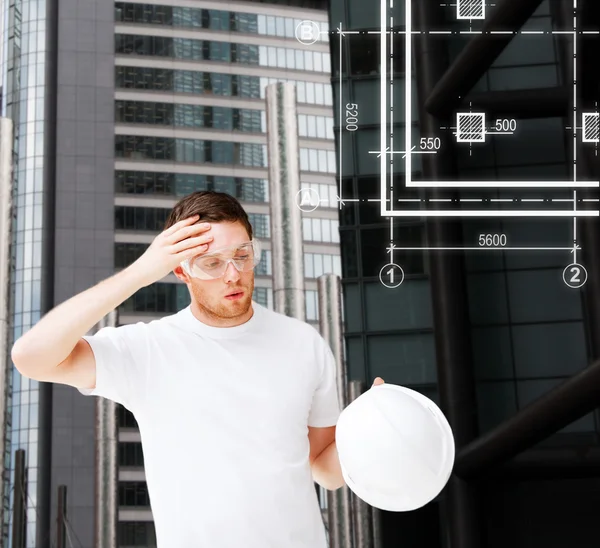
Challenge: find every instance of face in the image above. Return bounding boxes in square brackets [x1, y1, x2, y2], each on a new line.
[174, 221, 255, 324]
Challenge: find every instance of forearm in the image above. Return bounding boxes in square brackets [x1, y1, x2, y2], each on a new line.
[11, 264, 147, 372]
[311, 441, 345, 491]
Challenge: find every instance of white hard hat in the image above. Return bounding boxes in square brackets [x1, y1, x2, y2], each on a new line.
[336, 383, 455, 512]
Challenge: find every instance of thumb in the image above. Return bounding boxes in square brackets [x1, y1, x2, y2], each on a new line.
[372, 377, 385, 387]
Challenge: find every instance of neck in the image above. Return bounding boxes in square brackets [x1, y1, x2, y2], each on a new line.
[190, 301, 255, 328]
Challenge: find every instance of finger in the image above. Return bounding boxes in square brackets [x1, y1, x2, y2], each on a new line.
[163, 215, 200, 237]
[167, 222, 211, 245]
[372, 377, 385, 387]
[172, 234, 213, 254]
[184, 243, 209, 259]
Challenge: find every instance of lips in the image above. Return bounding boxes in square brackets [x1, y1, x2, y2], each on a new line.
[225, 290, 244, 298]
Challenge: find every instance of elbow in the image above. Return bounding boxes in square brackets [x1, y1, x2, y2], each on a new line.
[11, 340, 33, 377]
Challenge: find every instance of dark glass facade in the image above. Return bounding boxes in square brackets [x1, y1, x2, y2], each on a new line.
[114, 34, 331, 72]
[1, 0, 50, 543]
[115, 171, 268, 202]
[330, 0, 600, 546]
[115, 2, 330, 41]
[116, 101, 263, 132]
[115, 136, 267, 167]
[116, 67, 262, 97]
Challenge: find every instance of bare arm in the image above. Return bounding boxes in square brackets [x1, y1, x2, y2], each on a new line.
[11, 215, 213, 390]
[11, 266, 149, 389]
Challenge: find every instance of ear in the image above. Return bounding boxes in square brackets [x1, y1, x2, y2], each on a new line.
[173, 264, 191, 283]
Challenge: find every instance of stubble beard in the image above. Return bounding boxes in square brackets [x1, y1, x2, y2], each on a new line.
[192, 278, 254, 322]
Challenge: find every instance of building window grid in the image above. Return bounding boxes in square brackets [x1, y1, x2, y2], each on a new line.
[304, 253, 342, 279]
[119, 482, 151, 507]
[115, 3, 328, 42]
[118, 521, 157, 547]
[302, 218, 340, 244]
[115, 171, 268, 203]
[300, 182, 338, 209]
[115, 207, 271, 239]
[298, 114, 334, 139]
[305, 290, 319, 321]
[299, 148, 336, 173]
[115, 66, 334, 106]
[115, 136, 267, 168]
[255, 250, 272, 276]
[4, 0, 45, 542]
[115, 34, 330, 73]
[115, 100, 263, 133]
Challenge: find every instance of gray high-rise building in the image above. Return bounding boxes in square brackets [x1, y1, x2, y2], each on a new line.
[0, 0, 338, 545]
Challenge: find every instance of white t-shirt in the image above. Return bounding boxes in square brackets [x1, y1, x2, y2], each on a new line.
[79, 302, 341, 547]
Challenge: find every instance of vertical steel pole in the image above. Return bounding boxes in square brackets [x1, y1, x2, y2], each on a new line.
[265, 82, 305, 320]
[11, 449, 26, 548]
[0, 116, 14, 535]
[95, 310, 118, 548]
[318, 274, 353, 548]
[56, 485, 67, 548]
[413, 2, 483, 546]
[347, 381, 373, 548]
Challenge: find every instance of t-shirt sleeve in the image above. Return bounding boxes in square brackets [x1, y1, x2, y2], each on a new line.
[308, 338, 342, 427]
[77, 322, 148, 411]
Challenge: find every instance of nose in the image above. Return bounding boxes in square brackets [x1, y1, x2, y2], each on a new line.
[222, 260, 241, 283]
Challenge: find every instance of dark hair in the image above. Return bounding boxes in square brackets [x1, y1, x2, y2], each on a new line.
[164, 191, 253, 239]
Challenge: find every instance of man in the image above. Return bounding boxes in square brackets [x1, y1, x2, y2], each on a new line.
[12, 191, 383, 547]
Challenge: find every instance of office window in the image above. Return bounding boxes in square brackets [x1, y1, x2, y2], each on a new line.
[116, 101, 263, 133]
[253, 287, 269, 308]
[117, 34, 329, 72]
[300, 182, 337, 208]
[115, 243, 148, 268]
[117, 405, 138, 428]
[305, 290, 319, 321]
[118, 522, 157, 547]
[120, 283, 191, 313]
[115, 136, 266, 167]
[115, 206, 170, 232]
[297, 115, 335, 139]
[119, 442, 144, 467]
[248, 213, 270, 238]
[256, 250, 272, 276]
[304, 253, 342, 278]
[299, 148, 336, 173]
[302, 218, 339, 243]
[256, 77, 333, 106]
[115, 171, 268, 202]
[119, 482, 151, 507]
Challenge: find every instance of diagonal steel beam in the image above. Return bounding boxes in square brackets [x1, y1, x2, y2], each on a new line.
[454, 359, 600, 479]
[425, 0, 546, 117]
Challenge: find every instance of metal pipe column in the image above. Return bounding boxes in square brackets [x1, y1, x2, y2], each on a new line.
[265, 82, 305, 320]
[37, 0, 60, 542]
[0, 117, 14, 533]
[347, 380, 373, 548]
[95, 310, 118, 548]
[412, 2, 483, 547]
[318, 274, 353, 548]
[12, 449, 26, 548]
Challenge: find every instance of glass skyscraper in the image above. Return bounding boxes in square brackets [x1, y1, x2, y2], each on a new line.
[328, 0, 600, 546]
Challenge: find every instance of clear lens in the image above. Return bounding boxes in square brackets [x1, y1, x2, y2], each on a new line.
[186, 239, 261, 280]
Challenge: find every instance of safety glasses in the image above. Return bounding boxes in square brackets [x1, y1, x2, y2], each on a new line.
[181, 239, 262, 280]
